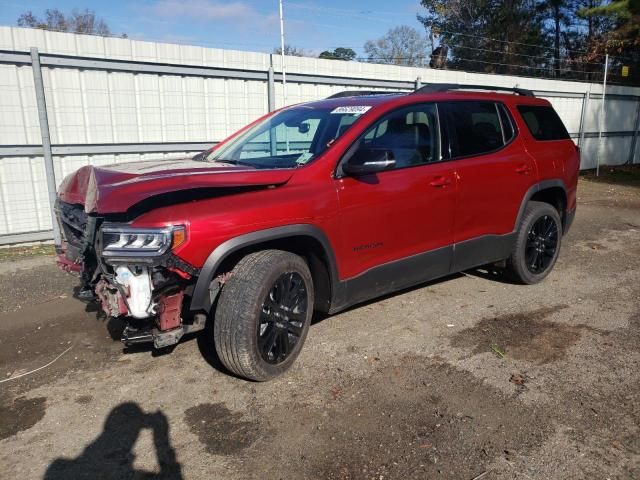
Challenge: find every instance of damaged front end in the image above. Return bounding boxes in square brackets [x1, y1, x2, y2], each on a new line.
[55, 200, 203, 349]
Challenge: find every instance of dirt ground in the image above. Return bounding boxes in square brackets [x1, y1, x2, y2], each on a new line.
[0, 175, 638, 480]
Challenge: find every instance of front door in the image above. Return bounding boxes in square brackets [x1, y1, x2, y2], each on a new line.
[334, 103, 456, 300]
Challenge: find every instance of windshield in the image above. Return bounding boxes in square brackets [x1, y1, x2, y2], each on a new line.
[202, 104, 370, 168]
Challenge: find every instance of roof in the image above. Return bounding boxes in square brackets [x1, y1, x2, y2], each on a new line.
[300, 86, 547, 111]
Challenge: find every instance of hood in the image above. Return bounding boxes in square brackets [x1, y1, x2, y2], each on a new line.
[58, 158, 295, 214]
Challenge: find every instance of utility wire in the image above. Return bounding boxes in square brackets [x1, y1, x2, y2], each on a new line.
[441, 43, 607, 67]
[3, 8, 636, 76]
[431, 28, 637, 62]
[280, 4, 637, 63]
[4, 2, 636, 63]
[359, 54, 596, 75]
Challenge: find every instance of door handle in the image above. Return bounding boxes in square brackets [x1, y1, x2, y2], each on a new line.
[430, 176, 451, 187]
[515, 164, 531, 175]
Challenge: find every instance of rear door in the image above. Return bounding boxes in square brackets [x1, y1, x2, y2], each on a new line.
[335, 103, 456, 297]
[439, 100, 537, 270]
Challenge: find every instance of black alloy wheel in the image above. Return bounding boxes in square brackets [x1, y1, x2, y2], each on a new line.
[214, 250, 314, 381]
[525, 214, 559, 274]
[505, 201, 563, 285]
[258, 272, 308, 364]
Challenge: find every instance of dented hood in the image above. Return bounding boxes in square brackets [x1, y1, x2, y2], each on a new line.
[58, 158, 295, 214]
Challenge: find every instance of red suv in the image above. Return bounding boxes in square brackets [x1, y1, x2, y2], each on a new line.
[55, 84, 579, 381]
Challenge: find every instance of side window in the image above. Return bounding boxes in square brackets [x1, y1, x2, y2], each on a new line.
[356, 104, 440, 168]
[516, 105, 570, 141]
[441, 101, 505, 158]
[363, 119, 388, 141]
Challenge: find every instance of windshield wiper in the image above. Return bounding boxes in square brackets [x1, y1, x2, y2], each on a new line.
[213, 159, 256, 167]
[192, 151, 208, 162]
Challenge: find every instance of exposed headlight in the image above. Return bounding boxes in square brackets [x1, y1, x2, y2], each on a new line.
[101, 224, 186, 257]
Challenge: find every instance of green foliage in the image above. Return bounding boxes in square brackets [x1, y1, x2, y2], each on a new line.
[419, 0, 548, 75]
[579, 0, 635, 18]
[419, 0, 639, 84]
[578, 0, 639, 77]
[319, 48, 357, 61]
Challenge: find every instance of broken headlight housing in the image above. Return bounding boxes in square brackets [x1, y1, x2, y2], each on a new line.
[100, 224, 186, 258]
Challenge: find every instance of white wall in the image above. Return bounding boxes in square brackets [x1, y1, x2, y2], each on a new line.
[0, 26, 639, 239]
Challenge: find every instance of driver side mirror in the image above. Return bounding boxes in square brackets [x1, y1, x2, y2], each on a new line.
[342, 147, 396, 176]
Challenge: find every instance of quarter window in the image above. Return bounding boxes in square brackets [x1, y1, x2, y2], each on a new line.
[517, 105, 570, 141]
[497, 104, 515, 143]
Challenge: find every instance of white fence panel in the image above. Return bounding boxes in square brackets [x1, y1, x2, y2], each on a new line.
[0, 26, 639, 243]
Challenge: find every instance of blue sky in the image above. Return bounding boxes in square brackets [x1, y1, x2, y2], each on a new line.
[0, 0, 429, 56]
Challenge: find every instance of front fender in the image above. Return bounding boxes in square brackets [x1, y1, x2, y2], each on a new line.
[189, 224, 339, 312]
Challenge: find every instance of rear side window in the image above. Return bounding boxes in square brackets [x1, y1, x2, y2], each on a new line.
[440, 101, 506, 158]
[517, 105, 570, 141]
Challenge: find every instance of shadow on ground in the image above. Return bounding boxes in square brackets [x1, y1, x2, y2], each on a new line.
[43, 402, 182, 480]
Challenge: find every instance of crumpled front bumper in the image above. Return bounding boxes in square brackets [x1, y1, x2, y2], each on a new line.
[53, 199, 205, 349]
[93, 265, 205, 349]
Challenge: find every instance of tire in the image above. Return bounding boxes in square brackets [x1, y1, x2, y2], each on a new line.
[214, 250, 314, 381]
[506, 201, 563, 285]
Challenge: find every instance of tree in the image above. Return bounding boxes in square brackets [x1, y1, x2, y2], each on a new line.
[419, 0, 548, 75]
[417, 0, 639, 84]
[319, 47, 357, 61]
[579, 0, 640, 56]
[364, 25, 430, 66]
[273, 44, 307, 57]
[542, 0, 571, 76]
[429, 45, 448, 68]
[17, 8, 114, 36]
[578, 0, 640, 82]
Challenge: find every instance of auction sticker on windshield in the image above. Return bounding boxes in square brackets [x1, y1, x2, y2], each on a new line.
[330, 106, 372, 115]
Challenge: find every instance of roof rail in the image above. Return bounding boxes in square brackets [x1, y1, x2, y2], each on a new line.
[414, 83, 535, 97]
[326, 90, 405, 99]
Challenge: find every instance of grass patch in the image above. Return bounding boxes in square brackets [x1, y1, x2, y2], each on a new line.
[0, 244, 56, 262]
[581, 165, 640, 187]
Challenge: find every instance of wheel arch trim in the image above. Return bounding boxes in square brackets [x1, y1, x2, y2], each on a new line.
[514, 179, 568, 232]
[189, 224, 340, 312]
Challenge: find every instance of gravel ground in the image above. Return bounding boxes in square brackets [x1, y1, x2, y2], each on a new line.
[0, 176, 638, 480]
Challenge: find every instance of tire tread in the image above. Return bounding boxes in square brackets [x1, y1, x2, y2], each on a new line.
[214, 250, 313, 381]
[506, 201, 563, 284]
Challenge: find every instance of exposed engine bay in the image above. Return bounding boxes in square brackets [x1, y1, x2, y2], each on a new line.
[55, 200, 204, 349]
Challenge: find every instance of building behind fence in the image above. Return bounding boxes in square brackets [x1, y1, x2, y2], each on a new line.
[1, 26, 639, 245]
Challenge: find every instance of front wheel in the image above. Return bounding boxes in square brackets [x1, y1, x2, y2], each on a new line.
[214, 250, 314, 381]
[506, 201, 563, 284]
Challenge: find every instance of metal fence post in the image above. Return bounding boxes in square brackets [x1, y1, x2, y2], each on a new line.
[596, 54, 609, 176]
[628, 98, 640, 165]
[577, 88, 590, 149]
[30, 47, 61, 246]
[267, 56, 275, 112]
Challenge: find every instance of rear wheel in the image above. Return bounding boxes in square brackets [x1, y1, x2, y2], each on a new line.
[506, 201, 562, 284]
[214, 250, 314, 381]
